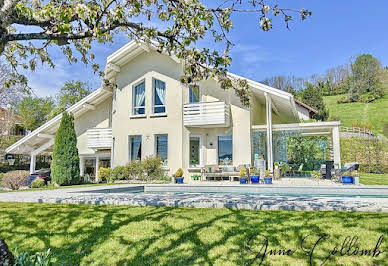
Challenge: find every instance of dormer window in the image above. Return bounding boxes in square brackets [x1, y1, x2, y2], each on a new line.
[153, 79, 166, 114]
[133, 81, 145, 115]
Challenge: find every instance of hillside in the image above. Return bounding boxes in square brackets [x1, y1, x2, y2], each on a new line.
[323, 93, 388, 136]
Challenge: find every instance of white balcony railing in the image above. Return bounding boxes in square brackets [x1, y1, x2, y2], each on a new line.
[86, 128, 112, 149]
[183, 101, 230, 127]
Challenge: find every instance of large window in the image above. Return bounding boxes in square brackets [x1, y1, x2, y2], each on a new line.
[133, 81, 145, 115]
[218, 135, 232, 165]
[129, 136, 142, 161]
[153, 79, 166, 113]
[190, 136, 201, 167]
[189, 86, 200, 103]
[156, 135, 168, 165]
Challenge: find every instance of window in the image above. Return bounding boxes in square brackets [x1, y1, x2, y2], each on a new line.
[133, 81, 145, 115]
[189, 86, 200, 103]
[190, 136, 201, 167]
[218, 135, 232, 165]
[153, 79, 166, 113]
[156, 135, 168, 165]
[129, 136, 142, 161]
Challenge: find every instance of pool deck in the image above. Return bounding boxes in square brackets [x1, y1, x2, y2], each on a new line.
[0, 184, 387, 212]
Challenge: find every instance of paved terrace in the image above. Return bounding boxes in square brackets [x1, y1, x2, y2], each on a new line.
[1, 184, 388, 212]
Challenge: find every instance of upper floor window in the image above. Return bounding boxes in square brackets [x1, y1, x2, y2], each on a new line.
[156, 134, 168, 166]
[153, 79, 166, 114]
[133, 81, 145, 115]
[189, 86, 200, 103]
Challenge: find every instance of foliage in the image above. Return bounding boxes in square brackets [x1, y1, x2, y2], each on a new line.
[30, 178, 45, 188]
[0, 1, 310, 106]
[384, 122, 388, 138]
[340, 137, 387, 174]
[1, 170, 29, 190]
[287, 136, 329, 170]
[97, 167, 112, 183]
[51, 112, 80, 186]
[49, 81, 92, 118]
[261, 75, 304, 95]
[109, 166, 127, 183]
[264, 170, 271, 177]
[125, 160, 143, 180]
[359, 173, 388, 185]
[141, 157, 164, 181]
[311, 170, 320, 179]
[0, 61, 26, 106]
[239, 167, 247, 177]
[174, 168, 184, 178]
[14, 248, 52, 266]
[298, 82, 328, 120]
[250, 168, 260, 176]
[15, 96, 55, 131]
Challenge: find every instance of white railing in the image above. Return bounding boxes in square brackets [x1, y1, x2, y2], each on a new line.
[340, 126, 374, 137]
[87, 128, 112, 149]
[183, 101, 230, 127]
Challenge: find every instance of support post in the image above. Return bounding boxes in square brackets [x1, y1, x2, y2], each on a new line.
[80, 157, 85, 177]
[332, 126, 341, 167]
[95, 156, 99, 183]
[265, 93, 273, 171]
[30, 154, 36, 174]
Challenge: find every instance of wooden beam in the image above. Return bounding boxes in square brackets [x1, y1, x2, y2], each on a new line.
[37, 133, 54, 139]
[83, 103, 96, 110]
[31, 139, 55, 156]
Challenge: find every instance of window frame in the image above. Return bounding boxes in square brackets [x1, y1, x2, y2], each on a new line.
[217, 135, 233, 165]
[188, 85, 201, 103]
[128, 135, 142, 161]
[152, 78, 167, 114]
[155, 134, 168, 166]
[132, 79, 146, 116]
[189, 135, 203, 168]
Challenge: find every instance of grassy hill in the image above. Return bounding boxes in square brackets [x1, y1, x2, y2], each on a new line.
[323, 93, 388, 137]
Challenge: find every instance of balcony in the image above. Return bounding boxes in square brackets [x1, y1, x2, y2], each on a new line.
[183, 101, 230, 127]
[87, 128, 112, 149]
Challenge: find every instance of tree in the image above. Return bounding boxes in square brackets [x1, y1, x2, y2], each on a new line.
[16, 96, 55, 131]
[49, 80, 92, 118]
[51, 112, 80, 186]
[261, 75, 304, 95]
[349, 54, 385, 102]
[299, 82, 328, 121]
[0, 1, 311, 105]
[0, 60, 26, 106]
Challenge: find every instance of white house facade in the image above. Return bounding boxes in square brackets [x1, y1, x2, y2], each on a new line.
[6, 41, 341, 182]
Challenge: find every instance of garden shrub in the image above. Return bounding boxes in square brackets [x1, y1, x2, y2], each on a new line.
[30, 178, 45, 188]
[98, 167, 112, 182]
[51, 112, 80, 186]
[142, 156, 165, 181]
[109, 166, 127, 183]
[0, 173, 4, 185]
[125, 160, 143, 180]
[15, 248, 52, 266]
[2, 170, 29, 190]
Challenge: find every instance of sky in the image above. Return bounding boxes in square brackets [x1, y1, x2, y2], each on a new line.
[22, 0, 388, 97]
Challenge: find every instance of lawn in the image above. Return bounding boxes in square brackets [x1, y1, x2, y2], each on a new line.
[0, 203, 386, 265]
[360, 173, 388, 185]
[323, 93, 388, 136]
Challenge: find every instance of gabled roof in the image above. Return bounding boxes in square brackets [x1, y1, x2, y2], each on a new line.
[295, 99, 318, 115]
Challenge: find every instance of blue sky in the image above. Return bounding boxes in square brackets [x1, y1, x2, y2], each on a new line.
[26, 0, 388, 97]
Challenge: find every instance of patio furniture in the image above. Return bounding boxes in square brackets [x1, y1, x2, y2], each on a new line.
[201, 165, 241, 181]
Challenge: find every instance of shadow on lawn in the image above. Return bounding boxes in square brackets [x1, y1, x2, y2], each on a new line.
[0, 203, 387, 265]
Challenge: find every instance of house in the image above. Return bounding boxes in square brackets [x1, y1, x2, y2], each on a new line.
[0, 107, 26, 137]
[5, 41, 341, 181]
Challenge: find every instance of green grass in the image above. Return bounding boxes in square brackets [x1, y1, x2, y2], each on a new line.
[360, 173, 388, 185]
[0, 203, 386, 265]
[323, 93, 388, 136]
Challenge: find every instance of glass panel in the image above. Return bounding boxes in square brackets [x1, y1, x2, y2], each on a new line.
[189, 86, 200, 103]
[84, 158, 96, 178]
[133, 82, 145, 115]
[218, 136, 232, 165]
[156, 135, 168, 165]
[153, 79, 166, 113]
[99, 158, 111, 169]
[252, 131, 267, 163]
[190, 137, 200, 167]
[129, 136, 142, 161]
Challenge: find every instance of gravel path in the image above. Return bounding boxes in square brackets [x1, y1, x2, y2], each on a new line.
[0, 184, 387, 212]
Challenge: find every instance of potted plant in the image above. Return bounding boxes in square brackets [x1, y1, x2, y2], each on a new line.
[311, 170, 320, 180]
[239, 167, 248, 184]
[191, 174, 201, 181]
[341, 171, 354, 184]
[273, 162, 280, 179]
[264, 170, 272, 184]
[174, 168, 184, 184]
[250, 168, 260, 184]
[274, 162, 279, 169]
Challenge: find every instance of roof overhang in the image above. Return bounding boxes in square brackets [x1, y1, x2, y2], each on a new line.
[252, 121, 341, 136]
[6, 87, 112, 155]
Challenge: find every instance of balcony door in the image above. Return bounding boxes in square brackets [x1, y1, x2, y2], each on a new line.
[189, 86, 200, 103]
